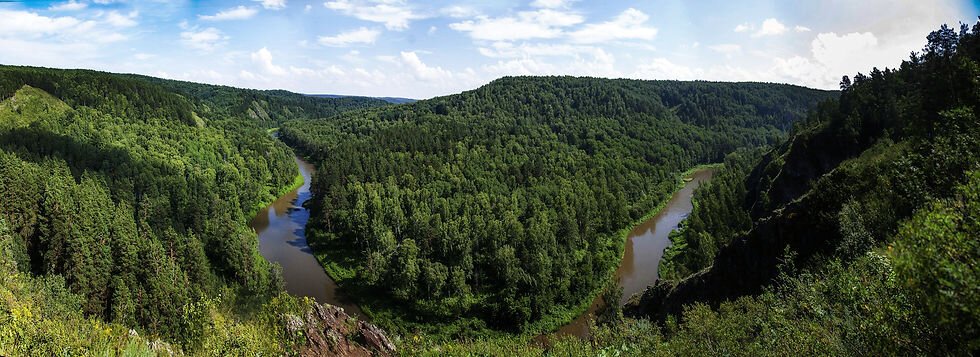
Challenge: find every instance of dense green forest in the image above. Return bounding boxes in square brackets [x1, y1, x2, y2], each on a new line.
[281, 77, 834, 335]
[0, 66, 387, 353]
[397, 21, 980, 356]
[1, 20, 977, 356]
[618, 22, 980, 354]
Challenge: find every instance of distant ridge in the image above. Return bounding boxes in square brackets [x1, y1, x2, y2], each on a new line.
[308, 94, 416, 104]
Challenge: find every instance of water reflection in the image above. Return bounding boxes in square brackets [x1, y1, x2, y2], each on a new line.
[552, 168, 716, 337]
[249, 156, 364, 319]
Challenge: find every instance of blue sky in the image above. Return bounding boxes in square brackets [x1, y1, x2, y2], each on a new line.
[1, 0, 977, 98]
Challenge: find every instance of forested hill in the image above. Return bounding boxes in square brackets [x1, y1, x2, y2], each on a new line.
[0, 65, 389, 128]
[0, 65, 390, 353]
[132, 75, 390, 126]
[309, 93, 417, 105]
[624, 22, 980, 354]
[280, 77, 835, 335]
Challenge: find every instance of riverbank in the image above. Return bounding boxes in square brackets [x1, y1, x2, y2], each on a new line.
[249, 155, 365, 319]
[245, 172, 304, 220]
[534, 164, 721, 341]
[307, 162, 720, 340]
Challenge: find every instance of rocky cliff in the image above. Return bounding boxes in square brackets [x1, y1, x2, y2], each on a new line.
[284, 303, 396, 356]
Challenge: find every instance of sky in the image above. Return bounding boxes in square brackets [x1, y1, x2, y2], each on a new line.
[1, 0, 977, 99]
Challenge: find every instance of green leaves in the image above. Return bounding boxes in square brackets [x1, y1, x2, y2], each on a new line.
[892, 171, 980, 350]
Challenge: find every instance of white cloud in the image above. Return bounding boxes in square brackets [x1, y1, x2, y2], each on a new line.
[199, 6, 259, 21]
[0, 9, 128, 43]
[133, 53, 154, 60]
[753, 18, 787, 37]
[441, 5, 479, 18]
[634, 58, 699, 80]
[180, 27, 228, 51]
[734, 23, 751, 32]
[482, 47, 618, 78]
[795, 25, 812, 32]
[632, 58, 756, 82]
[49, 1, 87, 11]
[318, 27, 381, 46]
[771, 31, 914, 89]
[324, 0, 424, 31]
[400, 51, 453, 81]
[0, 9, 83, 35]
[0, 9, 133, 67]
[568, 8, 657, 44]
[255, 0, 287, 10]
[304, 4, 313, 13]
[449, 9, 583, 41]
[105, 11, 138, 27]
[251, 47, 288, 76]
[530, 0, 571, 8]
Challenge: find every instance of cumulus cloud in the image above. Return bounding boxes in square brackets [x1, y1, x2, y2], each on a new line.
[567, 8, 657, 44]
[199, 6, 259, 21]
[105, 11, 138, 27]
[0, 9, 131, 67]
[180, 27, 227, 51]
[449, 9, 583, 41]
[0, 9, 84, 35]
[771, 31, 911, 88]
[400, 51, 453, 81]
[251, 47, 287, 75]
[753, 18, 787, 37]
[318, 27, 381, 46]
[324, 0, 424, 30]
[632, 58, 756, 82]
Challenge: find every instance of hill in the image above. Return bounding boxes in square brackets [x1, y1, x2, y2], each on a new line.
[0, 65, 391, 354]
[309, 93, 417, 105]
[281, 76, 836, 336]
[618, 22, 980, 355]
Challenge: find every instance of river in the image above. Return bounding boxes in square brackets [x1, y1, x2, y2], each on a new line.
[252, 158, 712, 333]
[550, 167, 716, 338]
[249, 156, 365, 319]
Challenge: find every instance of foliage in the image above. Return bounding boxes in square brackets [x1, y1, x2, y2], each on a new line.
[281, 77, 833, 334]
[616, 21, 980, 356]
[659, 148, 759, 280]
[0, 65, 381, 349]
[892, 170, 980, 350]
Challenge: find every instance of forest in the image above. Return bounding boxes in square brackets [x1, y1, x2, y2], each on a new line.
[400, 21, 980, 356]
[0, 66, 386, 353]
[0, 20, 977, 356]
[280, 77, 835, 334]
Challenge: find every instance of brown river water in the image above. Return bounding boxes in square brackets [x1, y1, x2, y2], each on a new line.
[251, 157, 712, 334]
[249, 156, 365, 319]
[548, 168, 716, 338]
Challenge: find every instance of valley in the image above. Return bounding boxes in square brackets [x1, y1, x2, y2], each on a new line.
[0, 15, 977, 356]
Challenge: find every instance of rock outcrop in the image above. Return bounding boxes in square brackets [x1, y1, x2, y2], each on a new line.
[284, 303, 396, 357]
